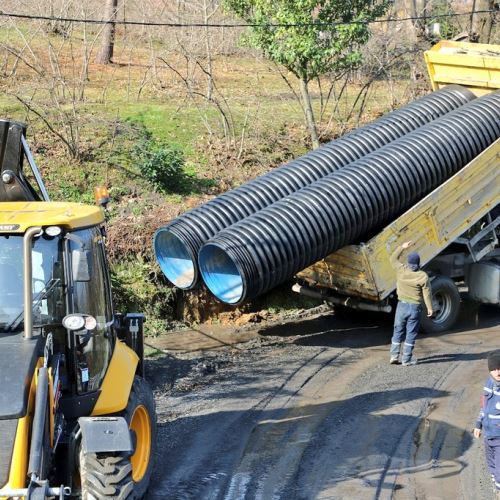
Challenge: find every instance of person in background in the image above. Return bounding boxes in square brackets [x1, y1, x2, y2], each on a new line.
[389, 241, 433, 366]
[473, 350, 500, 498]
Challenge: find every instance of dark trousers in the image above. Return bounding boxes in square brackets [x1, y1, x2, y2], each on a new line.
[390, 301, 422, 363]
[485, 437, 500, 490]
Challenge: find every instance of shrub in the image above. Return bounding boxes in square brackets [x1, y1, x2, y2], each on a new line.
[110, 258, 177, 337]
[138, 143, 187, 193]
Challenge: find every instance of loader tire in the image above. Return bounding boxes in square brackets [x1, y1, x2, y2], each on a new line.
[421, 275, 461, 333]
[121, 376, 157, 499]
[79, 377, 156, 500]
[79, 450, 134, 500]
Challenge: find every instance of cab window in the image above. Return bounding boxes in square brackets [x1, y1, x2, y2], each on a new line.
[69, 227, 112, 392]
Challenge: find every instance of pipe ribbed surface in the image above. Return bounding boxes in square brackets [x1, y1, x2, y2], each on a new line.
[154, 85, 475, 289]
[198, 91, 500, 304]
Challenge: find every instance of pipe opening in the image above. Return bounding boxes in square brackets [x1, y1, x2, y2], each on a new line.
[199, 244, 243, 304]
[154, 230, 195, 289]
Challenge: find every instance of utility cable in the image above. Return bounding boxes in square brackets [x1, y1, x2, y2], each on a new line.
[0, 9, 497, 29]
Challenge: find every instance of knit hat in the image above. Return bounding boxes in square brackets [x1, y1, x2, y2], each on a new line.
[407, 252, 420, 271]
[488, 350, 500, 371]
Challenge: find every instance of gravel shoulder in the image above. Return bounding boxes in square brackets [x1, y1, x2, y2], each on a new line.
[145, 304, 500, 500]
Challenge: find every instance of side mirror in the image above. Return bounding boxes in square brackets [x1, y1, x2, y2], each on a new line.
[72, 249, 92, 282]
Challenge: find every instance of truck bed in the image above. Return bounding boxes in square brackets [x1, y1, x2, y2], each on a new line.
[296, 139, 500, 302]
[424, 40, 500, 96]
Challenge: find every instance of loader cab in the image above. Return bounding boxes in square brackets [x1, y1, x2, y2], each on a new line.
[0, 120, 115, 399]
[0, 203, 114, 399]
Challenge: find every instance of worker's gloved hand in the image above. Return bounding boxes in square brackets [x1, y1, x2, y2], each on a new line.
[473, 427, 482, 439]
[401, 241, 413, 250]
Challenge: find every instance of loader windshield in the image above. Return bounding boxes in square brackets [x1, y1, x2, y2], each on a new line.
[0, 234, 64, 333]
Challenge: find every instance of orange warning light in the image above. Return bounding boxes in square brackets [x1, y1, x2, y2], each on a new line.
[94, 186, 110, 207]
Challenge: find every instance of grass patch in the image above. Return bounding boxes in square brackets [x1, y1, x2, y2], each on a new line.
[112, 103, 213, 151]
[0, 95, 29, 118]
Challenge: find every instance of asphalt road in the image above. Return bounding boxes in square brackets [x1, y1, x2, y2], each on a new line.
[146, 303, 500, 500]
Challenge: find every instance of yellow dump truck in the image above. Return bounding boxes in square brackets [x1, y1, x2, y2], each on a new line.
[294, 41, 500, 333]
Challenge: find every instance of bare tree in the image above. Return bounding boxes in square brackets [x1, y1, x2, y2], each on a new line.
[174, 0, 221, 101]
[405, 0, 429, 40]
[202, 0, 219, 100]
[0, 5, 106, 159]
[96, 0, 119, 64]
[470, 0, 497, 42]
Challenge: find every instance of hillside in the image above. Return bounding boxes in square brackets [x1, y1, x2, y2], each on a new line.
[0, 2, 497, 334]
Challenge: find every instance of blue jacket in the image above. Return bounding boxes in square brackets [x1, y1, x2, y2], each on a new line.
[476, 377, 500, 439]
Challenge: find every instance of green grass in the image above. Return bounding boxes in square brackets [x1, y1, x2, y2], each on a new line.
[114, 103, 211, 153]
[0, 95, 28, 119]
[111, 258, 176, 337]
[0, 25, 30, 44]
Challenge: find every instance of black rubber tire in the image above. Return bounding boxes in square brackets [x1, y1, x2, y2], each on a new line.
[79, 450, 134, 500]
[421, 275, 461, 333]
[121, 376, 157, 499]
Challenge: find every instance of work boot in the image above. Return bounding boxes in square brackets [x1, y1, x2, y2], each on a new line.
[402, 358, 418, 366]
[390, 356, 399, 365]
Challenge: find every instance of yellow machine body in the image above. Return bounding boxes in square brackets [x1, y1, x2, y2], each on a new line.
[92, 341, 139, 416]
[0, 202, 104, 232]
[425, 40, 500, 96]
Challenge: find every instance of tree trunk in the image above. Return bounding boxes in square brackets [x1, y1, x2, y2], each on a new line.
[299, 77, 319, 149]
[96, 0, 118, 65]
[203, 0, 214, 101]
[470, 0, 495, 43]
[412, 0, 427, 39]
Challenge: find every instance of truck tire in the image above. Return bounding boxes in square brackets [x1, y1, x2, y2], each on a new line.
[121, 376, 157, 499]
[79, 450, 134, 500]
[421, 275, 461, 333]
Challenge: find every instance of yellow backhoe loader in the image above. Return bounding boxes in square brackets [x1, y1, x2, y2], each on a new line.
[0, 120, 156, 499]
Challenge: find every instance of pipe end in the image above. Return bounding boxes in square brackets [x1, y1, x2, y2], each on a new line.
[154, 229, 196, 289]
[199, 243, 244, 304]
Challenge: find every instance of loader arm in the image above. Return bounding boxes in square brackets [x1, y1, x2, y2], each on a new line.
[0, 120, 49, 203]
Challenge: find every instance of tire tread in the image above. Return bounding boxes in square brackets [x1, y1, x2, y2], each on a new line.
[80, 450, 135, 500]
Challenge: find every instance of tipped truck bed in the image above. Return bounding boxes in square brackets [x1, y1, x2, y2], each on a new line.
[296, 139, 500, 303]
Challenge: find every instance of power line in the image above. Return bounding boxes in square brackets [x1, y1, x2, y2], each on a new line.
[0, 9, 497, 29]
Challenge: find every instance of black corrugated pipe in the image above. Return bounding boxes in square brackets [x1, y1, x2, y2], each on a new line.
[198, 91, 500, 304]
[154, 85, 475, 289]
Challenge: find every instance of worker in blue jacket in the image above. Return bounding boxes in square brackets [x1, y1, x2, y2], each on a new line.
[473, 350, 500, 495]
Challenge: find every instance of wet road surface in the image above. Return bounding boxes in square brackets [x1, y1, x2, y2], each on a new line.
[146, 304, 499, 499]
